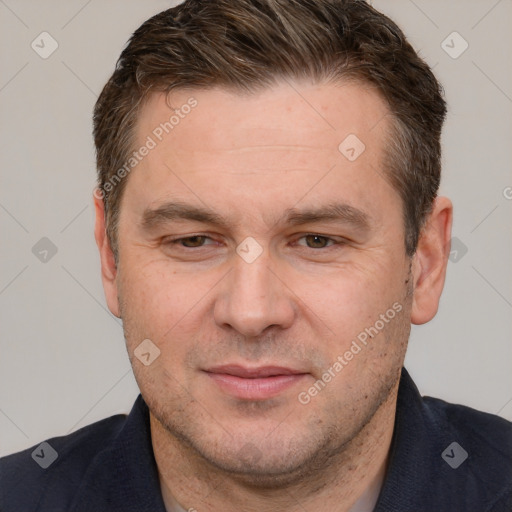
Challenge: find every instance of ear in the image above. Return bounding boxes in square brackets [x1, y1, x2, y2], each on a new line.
[93, 190, 121, 318]
[410, 196, 453, 325]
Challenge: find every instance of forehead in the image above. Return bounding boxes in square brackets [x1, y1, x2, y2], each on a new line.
[124, 80, 397, 231]
[135, 80, 391, 159]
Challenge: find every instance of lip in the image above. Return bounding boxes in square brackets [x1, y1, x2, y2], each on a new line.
[204, 365, 308, 400]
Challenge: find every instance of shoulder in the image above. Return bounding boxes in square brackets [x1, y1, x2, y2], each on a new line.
[423, 394, 512, 456]
[423, 395, 512, 511]
[378, 370, 512, 512]
[0, 413, 127, 512]
[425, 392, 511, 427]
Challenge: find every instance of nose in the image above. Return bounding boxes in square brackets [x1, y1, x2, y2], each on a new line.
[213, 247, 295, 338]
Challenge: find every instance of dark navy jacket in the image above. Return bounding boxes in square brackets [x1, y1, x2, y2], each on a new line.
[1, 368, 511, 511]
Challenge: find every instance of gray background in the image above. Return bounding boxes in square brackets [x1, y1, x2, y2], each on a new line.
[0, 0, 511, 457]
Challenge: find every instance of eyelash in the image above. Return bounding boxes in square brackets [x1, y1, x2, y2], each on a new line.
[164, 234, 343, 250]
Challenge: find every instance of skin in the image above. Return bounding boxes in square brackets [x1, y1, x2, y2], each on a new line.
[94, 80, 452, 512]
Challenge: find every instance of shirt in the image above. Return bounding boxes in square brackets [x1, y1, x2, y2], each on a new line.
[1, 368, 511, 511]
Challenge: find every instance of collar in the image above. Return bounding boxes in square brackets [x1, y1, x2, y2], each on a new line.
[69, 395, 167, 512]
[375, 367, 511, 511]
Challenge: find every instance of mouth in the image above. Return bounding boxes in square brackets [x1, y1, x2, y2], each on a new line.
[203, 365, 309, 400]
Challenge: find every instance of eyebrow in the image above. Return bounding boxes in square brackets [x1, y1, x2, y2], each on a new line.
[140, 200, 371, 232]
[284, 203, 370, 231]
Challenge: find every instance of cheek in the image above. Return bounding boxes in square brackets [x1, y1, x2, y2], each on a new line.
[120, 255, 186, 312]
[117, 256, 217, 359]
[305, 261, 404, 323]
[118, 265, 197, 397]
[299, 262, 409, 370]
[117, 260, 175, 346]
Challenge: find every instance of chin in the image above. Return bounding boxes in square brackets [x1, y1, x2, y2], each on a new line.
[170, 415, 345, 488]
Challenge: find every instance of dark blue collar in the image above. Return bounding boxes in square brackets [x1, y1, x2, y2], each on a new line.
[70, 394, 167, 512]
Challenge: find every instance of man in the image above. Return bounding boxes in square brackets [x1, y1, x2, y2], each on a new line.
[1, 0, 511, 510]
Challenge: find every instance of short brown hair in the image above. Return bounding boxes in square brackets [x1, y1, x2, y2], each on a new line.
[93, 0, 446, 259]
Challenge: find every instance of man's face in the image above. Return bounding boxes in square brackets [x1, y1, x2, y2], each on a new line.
[110, 81, 413, 479]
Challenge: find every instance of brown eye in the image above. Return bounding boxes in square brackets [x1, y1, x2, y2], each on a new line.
[303, 235, 333, 249]
[179, 236, 208, 247]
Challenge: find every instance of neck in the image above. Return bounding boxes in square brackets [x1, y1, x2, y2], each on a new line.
[151, 382, 398, 512]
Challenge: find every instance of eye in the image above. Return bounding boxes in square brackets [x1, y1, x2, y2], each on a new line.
[296, 234, 339, 249]
[165, 235, 215, 248]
